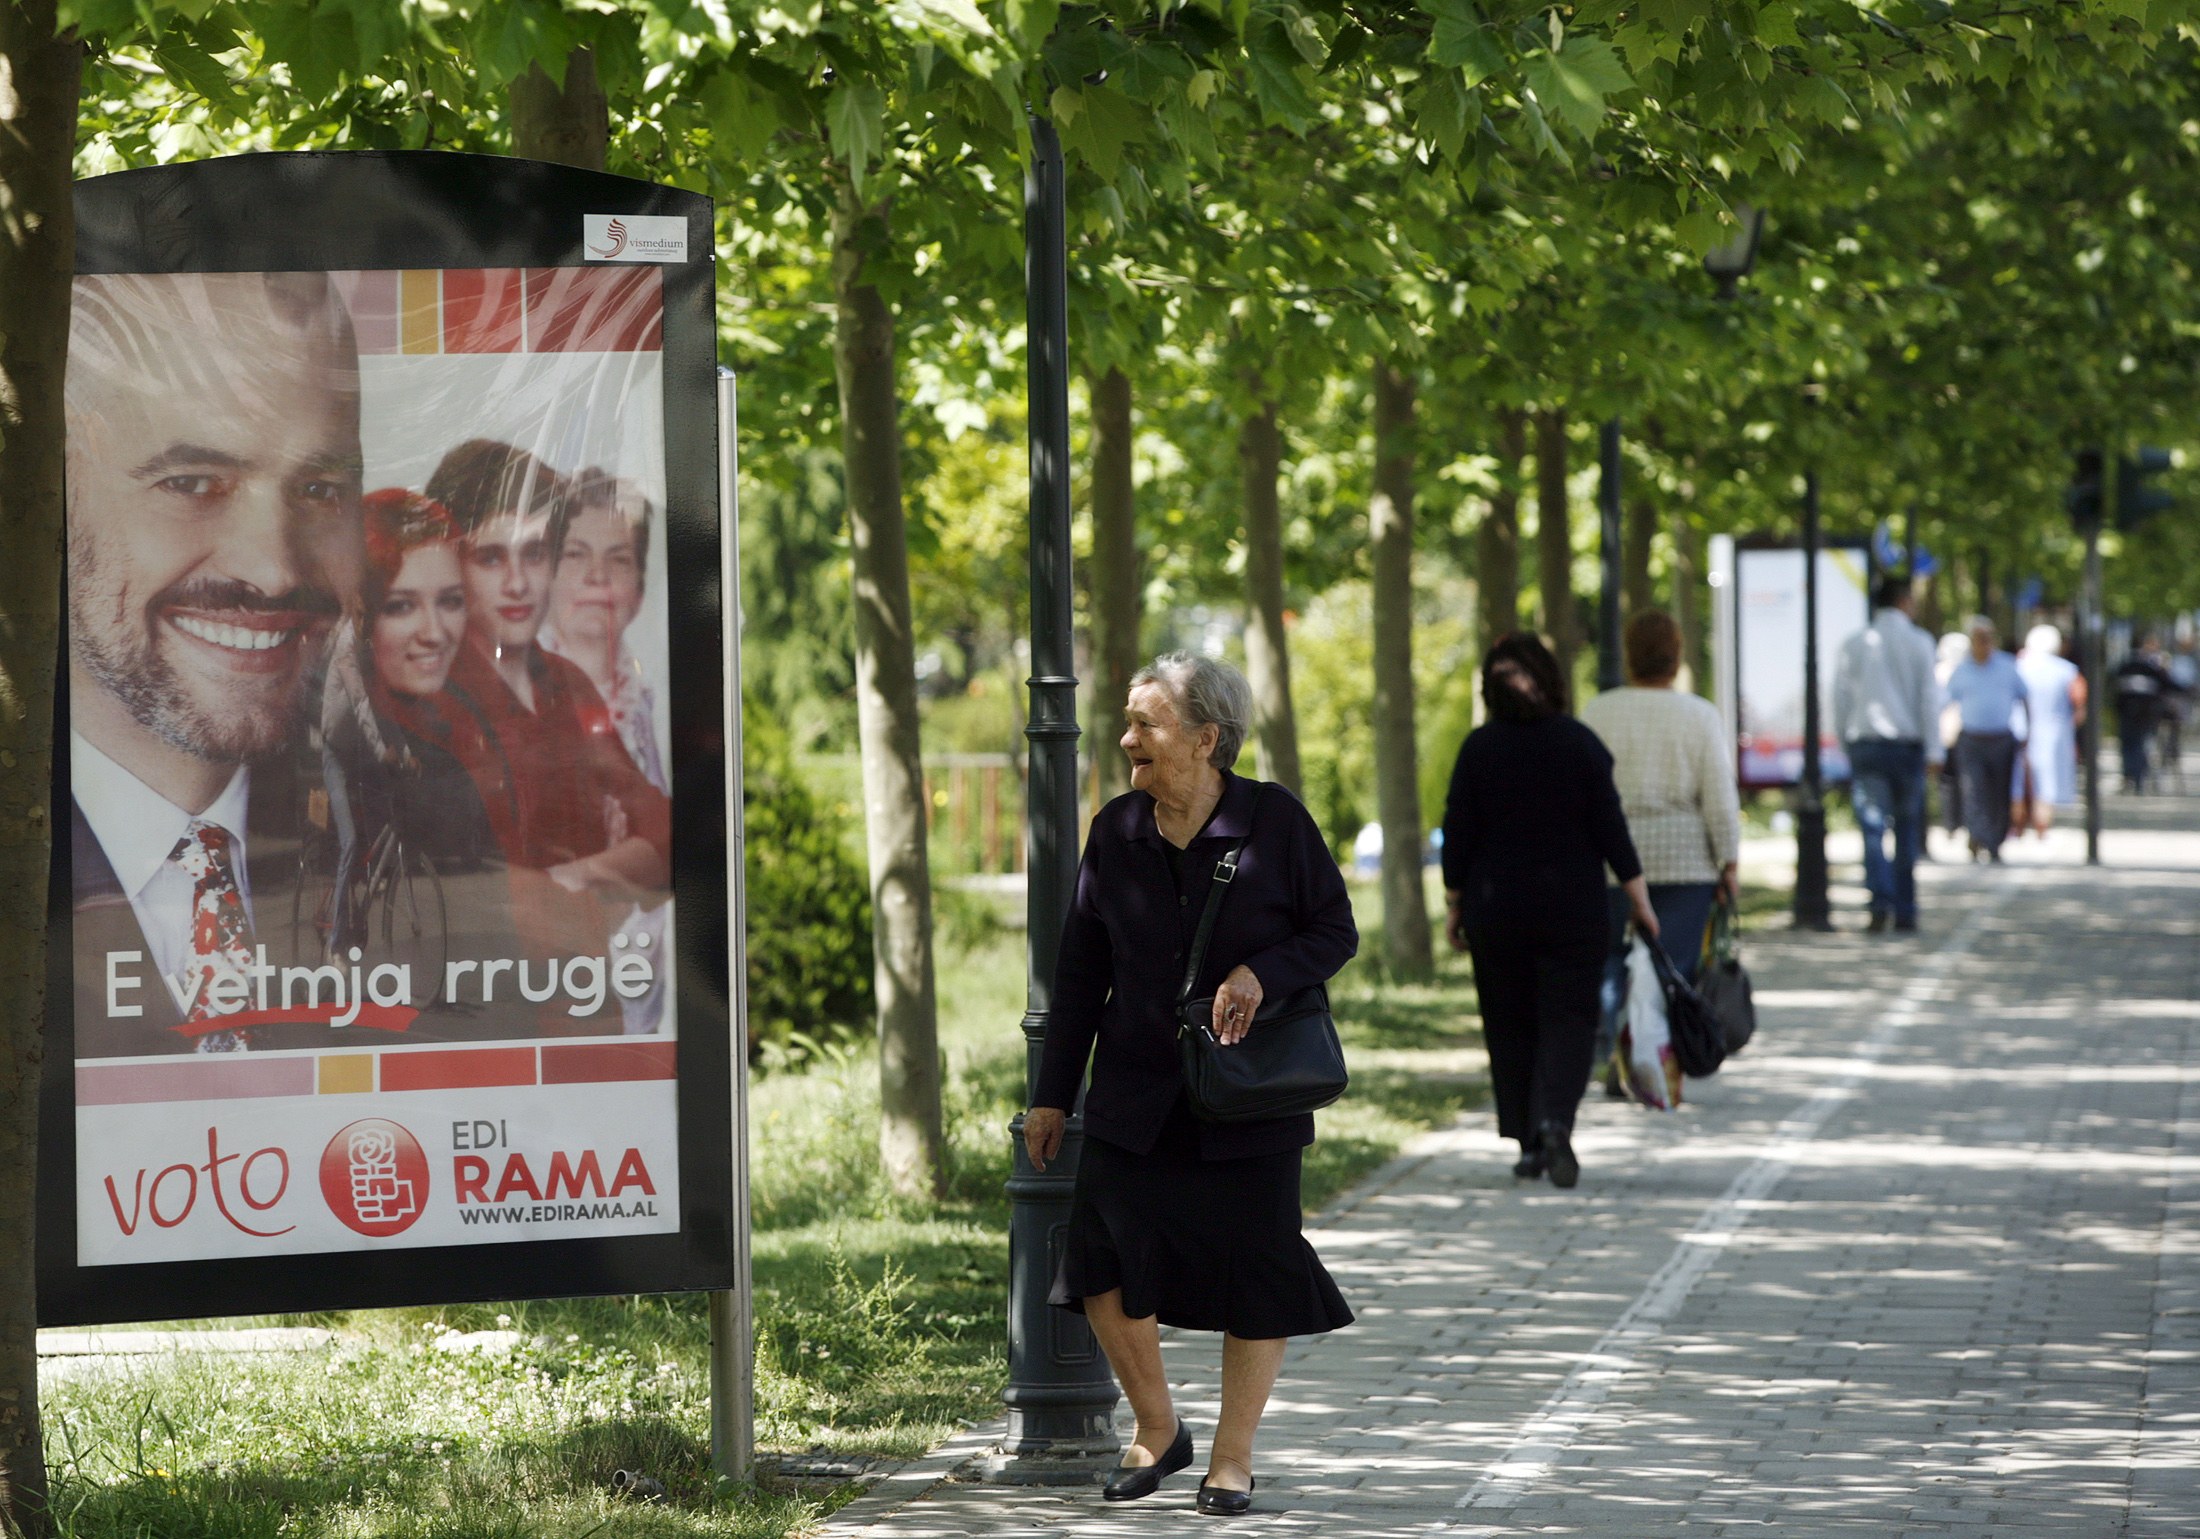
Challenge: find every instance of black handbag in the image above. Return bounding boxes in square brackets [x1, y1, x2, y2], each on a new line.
[1645, 933, 1726, 1079]
[1175, 789, 1349, 1123]
[1699, 899, 1758, 1055]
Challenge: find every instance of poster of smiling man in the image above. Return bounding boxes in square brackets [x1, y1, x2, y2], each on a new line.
[41, 153, 735, 1325]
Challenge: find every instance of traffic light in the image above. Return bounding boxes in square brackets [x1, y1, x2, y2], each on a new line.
[2116, 446, 2175, 530]
[2066, 448, 2104, 530]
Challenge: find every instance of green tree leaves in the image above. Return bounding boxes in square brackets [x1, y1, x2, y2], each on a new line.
[1521, 36, 1633, 141]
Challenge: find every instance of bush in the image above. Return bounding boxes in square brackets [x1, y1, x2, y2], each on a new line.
[744, 691, 875, 1064]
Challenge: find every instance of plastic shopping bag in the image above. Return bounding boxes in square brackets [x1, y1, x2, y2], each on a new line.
[1617, 935, 1683, 1110]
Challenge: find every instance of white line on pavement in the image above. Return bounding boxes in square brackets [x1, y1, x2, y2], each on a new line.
[1431, 887, 2013, 1534]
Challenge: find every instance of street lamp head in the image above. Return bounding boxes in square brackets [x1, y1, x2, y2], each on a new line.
[1703, 204, 1766, 299]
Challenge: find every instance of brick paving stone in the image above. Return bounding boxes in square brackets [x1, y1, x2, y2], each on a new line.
[827, 785, 2200, 1538]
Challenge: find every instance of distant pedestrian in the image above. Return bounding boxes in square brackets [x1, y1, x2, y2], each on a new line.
[2015, 624, 2085, 832]
[1026, 652, 1356, 1517]
[1442, 633, 1658, 1189]
[2113, 634, 2181, 794]
[1833, 575, 1943, 932]
[1942, 616, 2028, 861]
[2167, 640, 2197, 779]
[1936, 631, 1971, 844]
[1580, 610, 1741, 1072]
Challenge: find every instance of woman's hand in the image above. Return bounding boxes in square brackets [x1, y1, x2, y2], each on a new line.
[1623, 874, 1661, 940]
[1716, 862, 1739, 905]
[1211, 965, 1265, 1045]
[1024, 1107, 1066, 1172]
[1444, 892, 1469, 953]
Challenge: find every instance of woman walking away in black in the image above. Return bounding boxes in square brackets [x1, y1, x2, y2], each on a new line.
[1025, 652, 1357, 1516]
[1442, 633, 1658, 1188]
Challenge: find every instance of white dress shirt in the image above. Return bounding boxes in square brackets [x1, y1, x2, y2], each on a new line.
[71, 731, 253, 984]
[1833, 608, 1945, 765]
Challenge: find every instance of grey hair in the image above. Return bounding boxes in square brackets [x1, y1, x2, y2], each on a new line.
[1965, 613, 1996, 637]
[1131, 651, 1253, 771]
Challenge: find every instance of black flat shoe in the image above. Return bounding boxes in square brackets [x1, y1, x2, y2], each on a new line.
[1196, 1476, 1255, 1516]
[1103, 1421, 1192, 1502]
[1512, 1146, 1547, 1179]
[1539, 1122, 1580, 1189]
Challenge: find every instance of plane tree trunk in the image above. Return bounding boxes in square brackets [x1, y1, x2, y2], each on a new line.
[831, 190, 946, 1198]
[1087, 366, 1139, 804]
[1534, 409, 1578, 683]
[1239, 395, 1301, 795]
[1370, 362, 1432, 981]
[1475, 407, 1525, 653]
[509, 49, 609, 169]
[0, 4, 81, 1530]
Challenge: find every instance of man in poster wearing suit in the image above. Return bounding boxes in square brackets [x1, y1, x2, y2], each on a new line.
[66, 272, 364, 1057]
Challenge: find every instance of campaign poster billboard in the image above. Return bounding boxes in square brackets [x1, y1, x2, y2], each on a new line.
[1733, 542, 1872, 788]
[40, 153, 735, 1324]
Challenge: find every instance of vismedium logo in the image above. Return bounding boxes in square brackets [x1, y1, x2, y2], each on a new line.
[584, 213, 687, 263]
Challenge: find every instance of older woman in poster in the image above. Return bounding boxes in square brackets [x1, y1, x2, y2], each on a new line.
[544, 469, 672, 1034]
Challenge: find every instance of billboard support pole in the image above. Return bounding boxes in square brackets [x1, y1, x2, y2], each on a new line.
[1596, 416, 1624, 693]
[710, 368, 756, 1483]
[987, 115, 1122, 1485]
[1794, 470, 1833, 930]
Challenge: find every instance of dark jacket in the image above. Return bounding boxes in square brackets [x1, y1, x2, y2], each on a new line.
[1440, 715, 1643, 946]
[2113, 653, 2180, 732]
[1035, 772, 1358, 1160]
[69, 758, 341, 1059]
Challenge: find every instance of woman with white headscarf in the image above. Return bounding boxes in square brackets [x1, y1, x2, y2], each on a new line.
[2015, 624, 2086, 834]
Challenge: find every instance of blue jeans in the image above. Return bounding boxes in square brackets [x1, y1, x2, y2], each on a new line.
[1848, 738, 1926, 923]
[1597, 881, 1719, 1060]
[2122, 719, 2156, 792]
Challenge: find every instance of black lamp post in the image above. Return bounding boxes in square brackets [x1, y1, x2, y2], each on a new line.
[986, 115, 1124, 1485]
[1793, 421, 1833, 930]
[1702, 206, 1829, 926]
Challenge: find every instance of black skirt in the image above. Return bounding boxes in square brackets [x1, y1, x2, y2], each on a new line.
[1049, 1097, 1354, 1339]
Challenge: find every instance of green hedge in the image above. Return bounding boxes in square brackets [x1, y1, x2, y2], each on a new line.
[744, 691, 875, 1063]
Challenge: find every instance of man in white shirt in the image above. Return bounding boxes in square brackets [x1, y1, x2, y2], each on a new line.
[1832, 575, 1943, 933]
[65, 272, 363, 1056]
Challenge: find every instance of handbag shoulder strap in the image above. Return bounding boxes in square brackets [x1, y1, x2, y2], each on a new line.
[1176, 783, 1267, 1009]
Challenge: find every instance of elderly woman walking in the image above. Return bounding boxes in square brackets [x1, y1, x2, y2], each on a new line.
[1024, 652, 1357, 1516]
[1443, 633, 1657, 1188]
[1579, 610, 1743, 1077]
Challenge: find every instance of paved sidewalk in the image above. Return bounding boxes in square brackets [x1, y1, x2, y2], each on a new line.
[830, 791, 2200, 1537]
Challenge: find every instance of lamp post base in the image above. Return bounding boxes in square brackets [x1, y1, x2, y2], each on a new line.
[1793, 798, 1833, 931]
[985, 1111, 1122, 1485]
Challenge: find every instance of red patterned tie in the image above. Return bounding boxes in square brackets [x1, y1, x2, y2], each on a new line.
[172, 822, 255, 1053]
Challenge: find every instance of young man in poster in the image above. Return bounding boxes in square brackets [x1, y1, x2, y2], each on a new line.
[64, 273, 364, 1058]
[427, 440, 671, 1021]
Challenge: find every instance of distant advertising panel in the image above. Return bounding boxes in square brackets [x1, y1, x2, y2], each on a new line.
[42, 153, 734, 1323]
[1733, 543, 1871, 789]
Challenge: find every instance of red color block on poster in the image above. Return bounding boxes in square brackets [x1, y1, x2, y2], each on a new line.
[379, 1046, 538, 1092]
[76, 1057, 315, 1106]
[540, 1041, 678, 1084]
[442, 268, 526, 353]
[524, 267, 663, 352]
